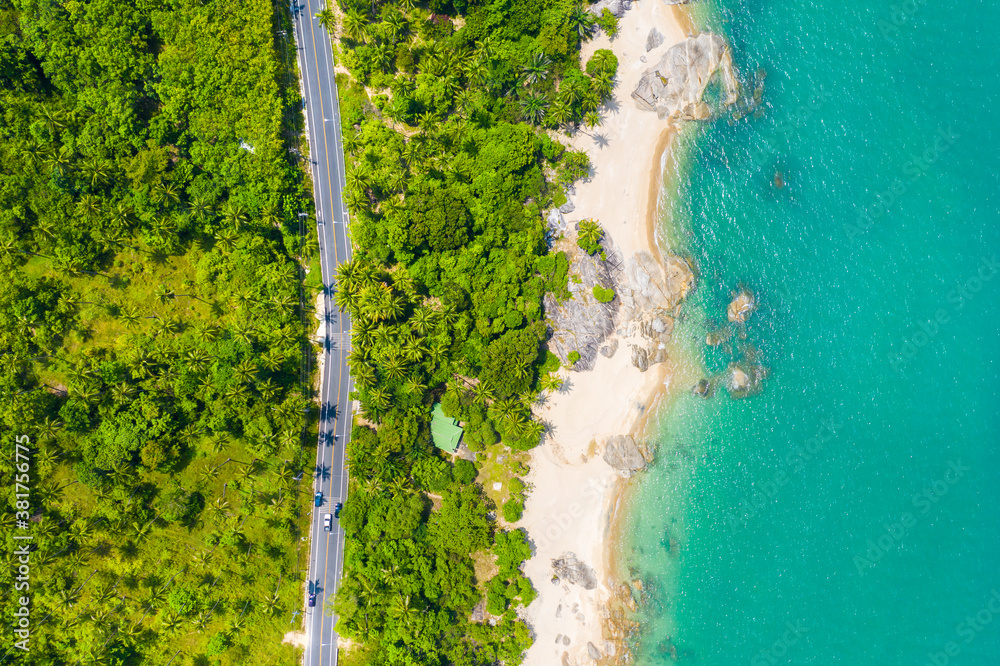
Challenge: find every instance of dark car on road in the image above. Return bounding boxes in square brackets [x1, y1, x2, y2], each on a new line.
[308, 593, 316, 607]
[314, 492, 322, 507]
[334, 502, 343, 518]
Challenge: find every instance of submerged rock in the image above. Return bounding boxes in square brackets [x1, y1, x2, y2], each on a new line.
[706, 326, 732, 346]
[632, 33, 740, 121]
[725, 361, 769, 399]
[692, 378, 711, 397]
[727, 287, 756, 323]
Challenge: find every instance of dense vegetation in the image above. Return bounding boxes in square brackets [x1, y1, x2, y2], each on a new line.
[326, 0, 616, 664]
[0, 0, 319, 662]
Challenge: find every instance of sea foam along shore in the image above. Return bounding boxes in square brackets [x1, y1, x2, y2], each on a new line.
[520, 3, 695, 665]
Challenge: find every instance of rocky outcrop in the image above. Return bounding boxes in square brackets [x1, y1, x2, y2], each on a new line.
[632, 33, 739, 121]
[588, 0, 632, 19]
[599, 338, 619, 358]
[552, 553, 598, 590]
[602, 434, 656, 475]
[544, 239, 619, 372]
[615, 252, 694, 372]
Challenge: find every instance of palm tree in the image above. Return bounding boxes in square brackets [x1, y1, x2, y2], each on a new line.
[152, 182, 181, 208]
[520, 52, 551, 85]
[187, 196, 215, 224]
[37, 416, 62, 441]
[159, 610, 182, 632]
[155, 283, 174, 305]
[221, 201, 249, 229]
[342, 10, 369, 43]
[569, 6, 597, 41]
[214, 228, 238, 253]
[315, 8, 336, 33]
[578, 219, 604, 249]
[258, 379, 278, 401]
[540, 373, 564, 393]
[234, 358, 256, 385]
[77, 193, 102, 219]
[118, 305, 141, 329]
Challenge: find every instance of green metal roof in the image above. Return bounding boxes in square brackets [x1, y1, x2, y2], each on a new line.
[430, 403, 463, 454]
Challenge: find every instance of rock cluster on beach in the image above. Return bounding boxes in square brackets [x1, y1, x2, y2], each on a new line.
[587, 0, 632, 19]
[616, 252, 694, 373]
[543, 234, 620, 372]
[601, 435, 656, 476]
[552, 553, 599, 590]
[632, 33, 740, 121]
[545, 239, 695, 375]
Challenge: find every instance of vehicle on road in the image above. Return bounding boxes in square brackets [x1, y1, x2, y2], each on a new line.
[314, 492, 323, 507]
[323, 513, 333, 532]
[308, 593, 316, 607]
[334, 502, 342, 518]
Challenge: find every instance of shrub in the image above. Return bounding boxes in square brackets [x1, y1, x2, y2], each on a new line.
[205, 632, 231, 656]
[592, 285, 615, 303]
[502, 498, 524, 522]
[567, 351, 581, 366]
[595, 10, 619, 39]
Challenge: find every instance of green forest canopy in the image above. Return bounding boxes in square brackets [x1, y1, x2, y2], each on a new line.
[0, 0, 317, 662]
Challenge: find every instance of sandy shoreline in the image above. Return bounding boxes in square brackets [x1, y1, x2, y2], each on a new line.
[521, 3, 695, 664]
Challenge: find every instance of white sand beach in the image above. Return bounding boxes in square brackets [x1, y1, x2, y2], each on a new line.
[520, 2, 694, 664]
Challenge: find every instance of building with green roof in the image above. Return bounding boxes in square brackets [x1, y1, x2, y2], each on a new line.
[430, 403, 463, 454]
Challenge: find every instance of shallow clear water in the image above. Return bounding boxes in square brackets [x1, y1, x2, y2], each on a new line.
[621, 0, 1000, 663]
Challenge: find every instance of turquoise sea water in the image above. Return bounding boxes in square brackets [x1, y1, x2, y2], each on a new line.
[621, 0, 1000, 664]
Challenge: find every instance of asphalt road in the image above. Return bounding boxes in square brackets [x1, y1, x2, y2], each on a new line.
[291, 1, 353, 664]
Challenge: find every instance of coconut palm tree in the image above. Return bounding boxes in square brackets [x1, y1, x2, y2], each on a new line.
[569, 6, 597, 41]
[520, 52, 551, 85]
[342, 10, 369, 43]
[315, 7, 336, 33]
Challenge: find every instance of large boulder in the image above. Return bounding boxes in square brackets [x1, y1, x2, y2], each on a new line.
[602, 434, 656, 473]
[630, 345, 649, 372]
[617, 251, 694, 319]
[552, 553, 598, 590]
[632, 33, 739, 120]
[646, 28, 664, 52]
